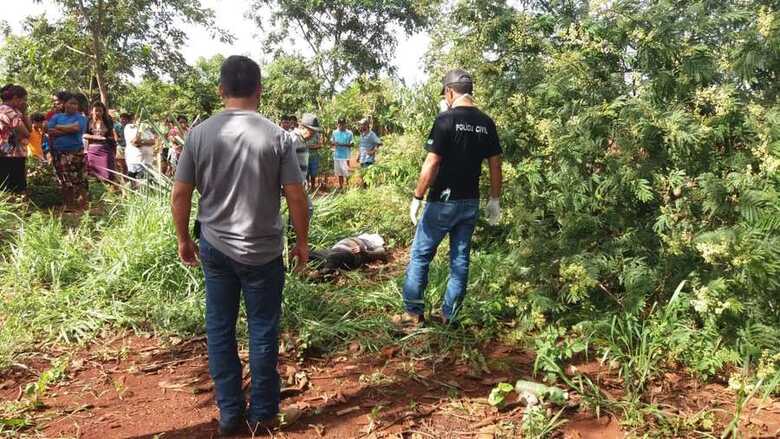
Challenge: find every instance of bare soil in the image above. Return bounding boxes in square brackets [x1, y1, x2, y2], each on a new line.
[0, 335, 608, 438]
[2, 334, 778, 438]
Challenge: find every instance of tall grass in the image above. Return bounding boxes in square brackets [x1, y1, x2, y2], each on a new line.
[0, 172, 458, 367]
[0, 187, 203, 367]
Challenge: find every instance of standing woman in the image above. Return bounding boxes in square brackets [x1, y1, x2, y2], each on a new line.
[168, 115, 189, 174]
[48, 94, 88, 211]
[0, 84, 31, 195]
[74, 93, 90, 115]
[74, 93, 90, 151]
[161, 118, 174, 176]
[84, 102, 116, 183]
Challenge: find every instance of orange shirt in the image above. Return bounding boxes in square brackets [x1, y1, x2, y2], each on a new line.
[28, 128, 44, 159]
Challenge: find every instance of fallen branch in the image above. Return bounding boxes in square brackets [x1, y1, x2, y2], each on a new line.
[471, 415, 499, 429]
[41, 404, 94, 428]
[471, 406, 524, 429]
[403, 430, 437, 438]
[310, 372, 362, 380]
[358, 401, 445, 438]
[137, 357, 198, 373]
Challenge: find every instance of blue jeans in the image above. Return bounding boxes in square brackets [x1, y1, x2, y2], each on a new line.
[308, 154, 319, 178]
[403, 199, 479, 320]
[200, 238, 284, 424]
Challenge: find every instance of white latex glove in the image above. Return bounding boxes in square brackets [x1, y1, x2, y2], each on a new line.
[410, 198, 423, 225]
[486, 197, 501, 225]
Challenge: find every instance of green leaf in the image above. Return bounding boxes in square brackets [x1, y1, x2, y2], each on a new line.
[488, 382, 515, 407]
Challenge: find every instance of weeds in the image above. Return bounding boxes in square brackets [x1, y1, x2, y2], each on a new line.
[0, 357, 69, 435]
[601, 312, 664, 397]
[521, 406, 567, 438]
[0, 171, 485, 367]
[23, 357, 69, 409]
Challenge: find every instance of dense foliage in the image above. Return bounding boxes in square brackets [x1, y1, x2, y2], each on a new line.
[118, 55, 224, 118]
[414, 0, 780, 377]
[1, 0, 225, 106]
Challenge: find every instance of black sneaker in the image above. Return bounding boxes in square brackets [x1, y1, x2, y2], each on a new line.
[217, 417, 244, 436]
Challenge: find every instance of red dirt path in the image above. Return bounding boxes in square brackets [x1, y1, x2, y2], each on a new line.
[1, 335, 629, 438]
[2, 334, 778, 438]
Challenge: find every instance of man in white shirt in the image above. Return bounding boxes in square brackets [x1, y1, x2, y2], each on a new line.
[123, 113, 156, 184]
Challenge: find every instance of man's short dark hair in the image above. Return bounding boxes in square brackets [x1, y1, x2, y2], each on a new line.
[31, 112, 46, 123]
[337, 117, 346, 124]
[73, 92, 89, 112]
[220, 55, 262, 98]
[55, 90, 72, 102]
[281, 115, 290, 122]
[1, 84, 27, 101]
[447, 82, 473, 95]
[289, 115, 297, 122]
[177, 115, 188, 123]
[120, 112, 130, 119]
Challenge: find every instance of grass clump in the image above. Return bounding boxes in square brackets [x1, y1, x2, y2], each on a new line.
[3, 212, 93, 289]
[309, 184, 411, 248]
[0, 187, 204, 368]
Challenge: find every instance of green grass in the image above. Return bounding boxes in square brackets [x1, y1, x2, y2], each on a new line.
[0, 186, 203, 366]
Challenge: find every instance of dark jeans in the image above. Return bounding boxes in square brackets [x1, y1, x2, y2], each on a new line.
[200, 238, 284, 424]
[403, 199, 479, 320]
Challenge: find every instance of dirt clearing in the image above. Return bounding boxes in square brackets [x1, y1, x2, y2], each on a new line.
[1, 334, 778, 438]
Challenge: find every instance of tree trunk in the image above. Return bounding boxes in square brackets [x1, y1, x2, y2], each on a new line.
[81, 0, 109, 105]
[94, 63, 109, 105]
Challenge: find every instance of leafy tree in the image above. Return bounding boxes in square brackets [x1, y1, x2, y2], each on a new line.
[118, 55, 223, 119]
[250, 0, 437, 95]
[421, 0, 780, 358]
[28, 0, 228, 105]
[175, 55, 224, 117]
[259, 55, 323, 119]
[0, 20, 11, 38]
[1, 16, 101, 110]
[318, 76, 403, 134]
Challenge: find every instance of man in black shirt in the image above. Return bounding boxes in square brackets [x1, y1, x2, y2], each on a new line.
[394, 69, 503, 328]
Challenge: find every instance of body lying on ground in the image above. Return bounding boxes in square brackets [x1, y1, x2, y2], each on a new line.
[310, 233, 387, 273]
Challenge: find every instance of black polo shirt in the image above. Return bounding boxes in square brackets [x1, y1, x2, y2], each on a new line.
[424, 106, 501, 201]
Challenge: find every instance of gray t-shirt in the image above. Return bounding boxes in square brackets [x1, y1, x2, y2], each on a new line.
[175, 110, 302, 265]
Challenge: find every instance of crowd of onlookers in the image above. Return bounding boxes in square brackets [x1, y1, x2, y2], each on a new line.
[0, 83, 383, 211]
[282, 113, 383, 190]
[0, 84, 191, 210]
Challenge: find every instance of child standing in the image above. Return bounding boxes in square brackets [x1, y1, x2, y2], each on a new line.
[28, 113, 48, 162]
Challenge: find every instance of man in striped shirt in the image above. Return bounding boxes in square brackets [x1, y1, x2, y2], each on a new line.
[289, 113, 321, 220]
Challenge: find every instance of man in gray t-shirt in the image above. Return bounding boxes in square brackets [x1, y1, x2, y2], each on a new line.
[175, 110, 302, 264]
[171, 55, 308, 434]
